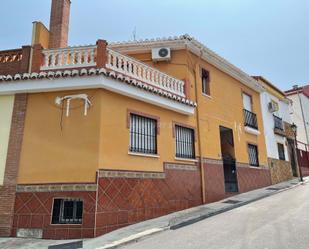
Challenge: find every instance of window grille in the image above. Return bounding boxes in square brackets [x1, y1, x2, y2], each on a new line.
[52, 198, 83, 224]
[175, 125, 195, 159]
[130, 114, 157, 154]
[248, 144, 259, 166]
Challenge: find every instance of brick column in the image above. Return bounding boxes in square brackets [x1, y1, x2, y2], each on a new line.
[0, 94, 27, 237]
[19, 46, 31, 73]
[96, 39, 108, 68]
[31, 44, 44, 73]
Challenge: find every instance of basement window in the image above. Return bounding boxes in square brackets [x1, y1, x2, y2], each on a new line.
[51, 198, 83, 224]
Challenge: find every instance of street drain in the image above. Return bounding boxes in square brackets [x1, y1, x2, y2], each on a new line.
[266, 187, 281, 191]
[222, 199, 242, 204]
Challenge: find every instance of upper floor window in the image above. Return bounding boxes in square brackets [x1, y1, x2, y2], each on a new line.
[248, 144, 259, 167]
[175, 125, 195, 159]
[201, 68, 210, 95]
[130, 113, 157, 154]
[277, 143, 285, 160]
[242, 93, 252, 112]
[242, 92, 258, 129]
[52, 198, 83, 224]
[273, 115, 284, 130]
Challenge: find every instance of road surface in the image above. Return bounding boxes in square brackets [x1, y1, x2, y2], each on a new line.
[122, 182, 309, 249]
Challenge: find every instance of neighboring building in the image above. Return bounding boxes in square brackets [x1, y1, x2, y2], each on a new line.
[254, 76, 295, 184]
[285, 85, 309, 171]
[0, 0, 283, 240]
[0, 47, 31, 236]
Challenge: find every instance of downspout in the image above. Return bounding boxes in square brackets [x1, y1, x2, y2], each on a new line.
[94, 170, 99, 237]
[190, 47, 206, 204]
[297, 88, 309, 145]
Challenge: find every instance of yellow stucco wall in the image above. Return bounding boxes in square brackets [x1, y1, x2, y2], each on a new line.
[31, 21, 50, 48]
[131, 50, 267, 166]
[0, 95, 15, 185]
[18, 90, 102, 184]
[98, 90, 198, 172]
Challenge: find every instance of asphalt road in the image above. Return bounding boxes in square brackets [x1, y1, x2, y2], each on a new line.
[122, 182, 309, 249]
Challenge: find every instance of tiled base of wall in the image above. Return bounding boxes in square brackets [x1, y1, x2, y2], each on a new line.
[12, 191, 96, 239]
[202, 160, 225, 203]
[95, 165, 202, 236]
[10, 161, 273, 239]
[301, 167, 309, 177]
[237, 166, 271, 193]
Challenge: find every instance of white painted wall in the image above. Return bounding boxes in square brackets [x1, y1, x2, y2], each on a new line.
[0, 95, 15, 185]
[261, 92, 290, 161]
[288, 93, 309, 150]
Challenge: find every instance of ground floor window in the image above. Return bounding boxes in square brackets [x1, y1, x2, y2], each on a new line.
[277, 143, 286, 160]
[51, 198, 83, 224]
[129, 113, 157, 154]
[248, 144, 259, 166]
[175, 125, 195, 159]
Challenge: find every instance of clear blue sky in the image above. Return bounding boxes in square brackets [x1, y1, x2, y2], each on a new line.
[1, 0, 308, 90]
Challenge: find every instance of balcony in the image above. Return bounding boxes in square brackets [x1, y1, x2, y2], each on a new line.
[243, 109, 258, 130]
[41, 45, 97, 70]
[40, 45, 186, 98]
[273, 115, 285, 136]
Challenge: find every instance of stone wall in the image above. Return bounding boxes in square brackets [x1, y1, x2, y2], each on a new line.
[268, 158, 293, 184]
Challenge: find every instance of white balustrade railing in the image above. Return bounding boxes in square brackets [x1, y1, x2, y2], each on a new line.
[106, 49, 185, 97]
[41, 45, 97, 70]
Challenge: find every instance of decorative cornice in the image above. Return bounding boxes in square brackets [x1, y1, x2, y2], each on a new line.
[0, 68, 196, 108]
[16, 184, 97, 192]
[202, 158, 223, 165]
[236, 162, 268, 169]
[109, 34, 265, 93]
[164, 163, 198, 171]
[98, 170, 165, 179]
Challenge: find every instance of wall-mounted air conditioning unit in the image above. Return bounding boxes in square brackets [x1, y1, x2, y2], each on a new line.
[152, 47, 171, 62]
[268, 101, 279, 113]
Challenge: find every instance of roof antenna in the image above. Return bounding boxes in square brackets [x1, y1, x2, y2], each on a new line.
[132, 26, 137, 41]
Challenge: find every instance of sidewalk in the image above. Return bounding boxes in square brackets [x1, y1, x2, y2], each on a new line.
[0, 177, 307, 249]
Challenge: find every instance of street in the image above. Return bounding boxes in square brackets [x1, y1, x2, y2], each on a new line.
[121, 182, 309, 249]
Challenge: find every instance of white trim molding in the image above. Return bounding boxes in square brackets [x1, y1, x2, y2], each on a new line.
[244, 126, 261, 136]
[0, 70, 195, 115]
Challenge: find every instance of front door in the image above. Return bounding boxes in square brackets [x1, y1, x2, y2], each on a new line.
[219, 126, 238, 192]
[287, 139, 298, 177]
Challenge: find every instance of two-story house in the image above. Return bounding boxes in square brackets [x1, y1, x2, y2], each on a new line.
[254, 76, 296, 183]
[0, 0, 279, 240]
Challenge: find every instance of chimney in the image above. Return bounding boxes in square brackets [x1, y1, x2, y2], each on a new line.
[49, 0, 71, 48]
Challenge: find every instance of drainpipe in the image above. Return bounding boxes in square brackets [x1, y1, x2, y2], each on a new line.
[94, 170, 99, 237]
[294, 85, 309, 145]
[190, 48, 206, 203]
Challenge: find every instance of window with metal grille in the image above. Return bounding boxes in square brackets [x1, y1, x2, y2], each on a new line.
[201, 68, 210, 95]
[248, 144, 259, 167]
[277, 143, 285, 160]
[175, 125, 195, 159]
[130, 114, 157, 154]
[51, 198, 83, 224]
